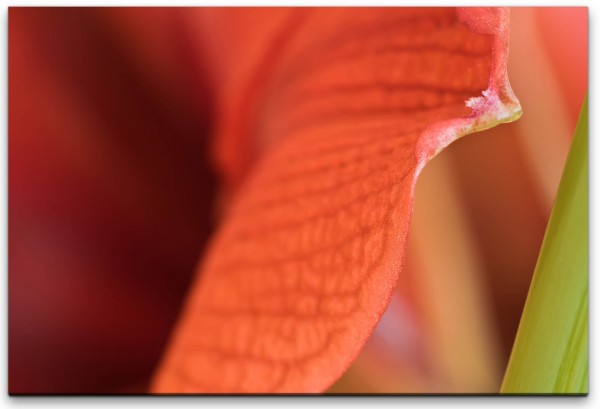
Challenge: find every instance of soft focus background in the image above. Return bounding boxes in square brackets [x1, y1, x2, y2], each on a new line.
[8, 7, 587, 393]
[9, 8, 218, 393]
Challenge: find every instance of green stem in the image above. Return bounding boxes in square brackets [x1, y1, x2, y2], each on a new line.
[501, 96, 588, 394]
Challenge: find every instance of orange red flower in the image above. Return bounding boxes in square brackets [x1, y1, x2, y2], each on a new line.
[8, 6, 587, 394]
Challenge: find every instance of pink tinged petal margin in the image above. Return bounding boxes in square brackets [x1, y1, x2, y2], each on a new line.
[416, 7, 521, 171]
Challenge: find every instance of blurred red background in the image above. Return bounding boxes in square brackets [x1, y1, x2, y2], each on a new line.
[9, 8, 219, 393]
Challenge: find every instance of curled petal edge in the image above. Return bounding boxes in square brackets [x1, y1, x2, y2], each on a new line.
[152, 7, 522, 393]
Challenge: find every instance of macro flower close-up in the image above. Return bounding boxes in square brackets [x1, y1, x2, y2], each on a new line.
[8, 5, 588, 394]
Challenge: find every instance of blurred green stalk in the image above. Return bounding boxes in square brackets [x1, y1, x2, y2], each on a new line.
[501, 96, 588, 394]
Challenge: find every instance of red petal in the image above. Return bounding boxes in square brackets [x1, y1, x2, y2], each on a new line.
[153, 7, 521, 393]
